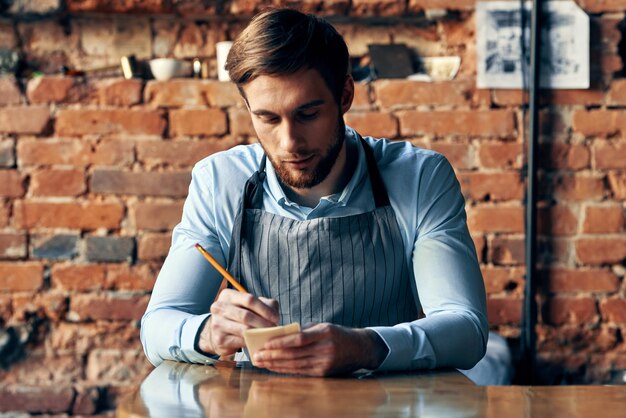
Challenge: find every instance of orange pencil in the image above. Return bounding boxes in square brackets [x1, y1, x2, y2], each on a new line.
[194, 243, 248, 293]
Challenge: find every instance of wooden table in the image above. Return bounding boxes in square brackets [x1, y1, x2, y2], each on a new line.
[117, 360, 626, 418]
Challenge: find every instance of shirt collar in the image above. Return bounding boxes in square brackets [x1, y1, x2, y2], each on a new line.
[263, 126, 368, 210]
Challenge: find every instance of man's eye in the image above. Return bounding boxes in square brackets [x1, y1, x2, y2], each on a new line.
[298, 111, 318, 121]
[259, 115, 279, 124]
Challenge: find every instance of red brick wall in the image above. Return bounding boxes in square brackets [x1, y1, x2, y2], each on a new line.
[0, 0, 625, 414]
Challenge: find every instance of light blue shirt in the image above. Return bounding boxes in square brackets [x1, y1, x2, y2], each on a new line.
[141, 127, 488, 371]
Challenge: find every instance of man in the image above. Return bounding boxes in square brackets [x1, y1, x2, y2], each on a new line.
[141, 8, 488, 377]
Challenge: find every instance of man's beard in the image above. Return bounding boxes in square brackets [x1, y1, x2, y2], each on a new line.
[264, 117, 346, 190]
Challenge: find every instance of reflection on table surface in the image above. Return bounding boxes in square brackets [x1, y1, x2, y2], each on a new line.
[117, 360, 626, 418]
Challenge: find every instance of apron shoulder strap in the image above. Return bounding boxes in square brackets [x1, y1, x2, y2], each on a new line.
[359, 136, 391, 207]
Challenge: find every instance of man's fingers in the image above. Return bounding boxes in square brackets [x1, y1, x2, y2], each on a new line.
[212, 292, 279, 328]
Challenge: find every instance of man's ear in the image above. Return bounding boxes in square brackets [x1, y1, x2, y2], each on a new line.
[340, 75, 354, 115]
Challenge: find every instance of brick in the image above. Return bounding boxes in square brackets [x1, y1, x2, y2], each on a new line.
[85, 236, 135, 263]
[50, 321, 140, 353]
[228, 108, 256, 137]
[138, 139, 244, 167]
[493, 89, 604, 106]
[0, 20, 16, 48]
[487, 297, 522, 325]
[0, 76, 22, 105]
[138, 233, 171, 261]
[607, 79, 626, 106]
[8, 0, 61, 14]
[0, 201, 8, 227]
[96, 78, 143, 106]
[26, 76, 74, 104]
[92, 139, 135, 166]
[478, 142, 522, 169]
[72, 386, 100, 415]
[352, 83, 371, 110]
[105, 263, 157, 291]
[351, 0, 406, 15]
[576, 238, 626, 265]
[0, 169, 24, 197]
[489, 236, 525, 265]
[482, 266, 525, 295]
[66, 0, 166, 13]
[69, 293, 149, 321]
[545, 90, 604, 106]
[30, 168, 85, 196]
[0, 294, 12, 322]
[79, 17, 152, 61]
[594, 140, 626, 169]
[546, 297, 597, 326]
[31, 234, 79, 260]
[12, 292, 68, 322]
[13, 201, 124, 229]
[398, 110, 516, 137]
[540, 143, 590, 170]
[0, 233, 27, 259]
[572, 110, 626, 137]
[153, 19, 180, 57]
[583, 205, 624, 233]
[86, 349, 151, 382]
[0, 385, 74, 413]
[344, 111, 397, 138]
[608, 172, 626, 199]
[0, 353, 82, 385]
[391, 24, 442, 56]
[204, 81, 244, 108]
[467, 205, 524, 233]
[90, 169, 190, 197]
[459, 172, 525, 201]
[169, 108, 228, 137]
[552, 174, 606, 201]
[335, 24, 392, 56]
[545, 268, 620, 293]
[374, 80, 471, 108]
[0, 139, 14, 167]
[439, 17, 473, 47]
[0, 262, 43, 291]
[56, 109, 165, 136]
[577, 0, 626, 13]
[132, 201, 183, 231]
[408, 0, 474, 12]
[52, 264, 107, 291]
[538, 205, 578, 236]
[173, 22, 221, 58]
[17, 138, 91, 166]
[0, 106, 49, 134]
[538, 237, 572, 265]
[428, 142, 473, 170]
[600, 298, 626, 324]
[145, 79, 207, 107]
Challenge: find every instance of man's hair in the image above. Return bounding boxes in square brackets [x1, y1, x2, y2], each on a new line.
[225, 8, 350, 103]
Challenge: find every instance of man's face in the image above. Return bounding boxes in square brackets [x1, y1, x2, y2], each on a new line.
[242, 68, 351, 190]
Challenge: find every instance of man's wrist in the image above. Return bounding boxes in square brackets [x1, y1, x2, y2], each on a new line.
[194, 316, 215, 356]
[361, 329, 389, 370]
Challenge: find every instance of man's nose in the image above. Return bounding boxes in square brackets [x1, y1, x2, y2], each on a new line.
[279, 121, 303, 153]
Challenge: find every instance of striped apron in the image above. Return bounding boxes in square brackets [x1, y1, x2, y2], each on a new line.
[226, 138, 418, 328]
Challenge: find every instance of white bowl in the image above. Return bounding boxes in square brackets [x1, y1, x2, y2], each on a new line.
[149, 58, 192, 81]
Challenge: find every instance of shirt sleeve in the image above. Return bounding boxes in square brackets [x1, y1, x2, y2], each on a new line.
[369, 155, 488, 371]
[140, 164, 226, 366]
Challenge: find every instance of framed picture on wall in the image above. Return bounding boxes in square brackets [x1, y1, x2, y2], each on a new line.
[476, 0, 589, 89]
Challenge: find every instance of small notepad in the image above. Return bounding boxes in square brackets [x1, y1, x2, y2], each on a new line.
[243, 323, 301, 366]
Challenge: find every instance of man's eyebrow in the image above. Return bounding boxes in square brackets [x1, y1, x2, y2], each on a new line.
[250, 99, 326, 116]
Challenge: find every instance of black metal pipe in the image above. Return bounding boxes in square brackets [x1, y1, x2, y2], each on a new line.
[522, 0, 542, 385]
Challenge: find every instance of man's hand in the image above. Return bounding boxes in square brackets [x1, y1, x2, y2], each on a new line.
[198, 289, 279, 356]
[251, 323, 389, 376]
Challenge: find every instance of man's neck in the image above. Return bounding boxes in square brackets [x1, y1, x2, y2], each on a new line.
[282, 140, 357, 208]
